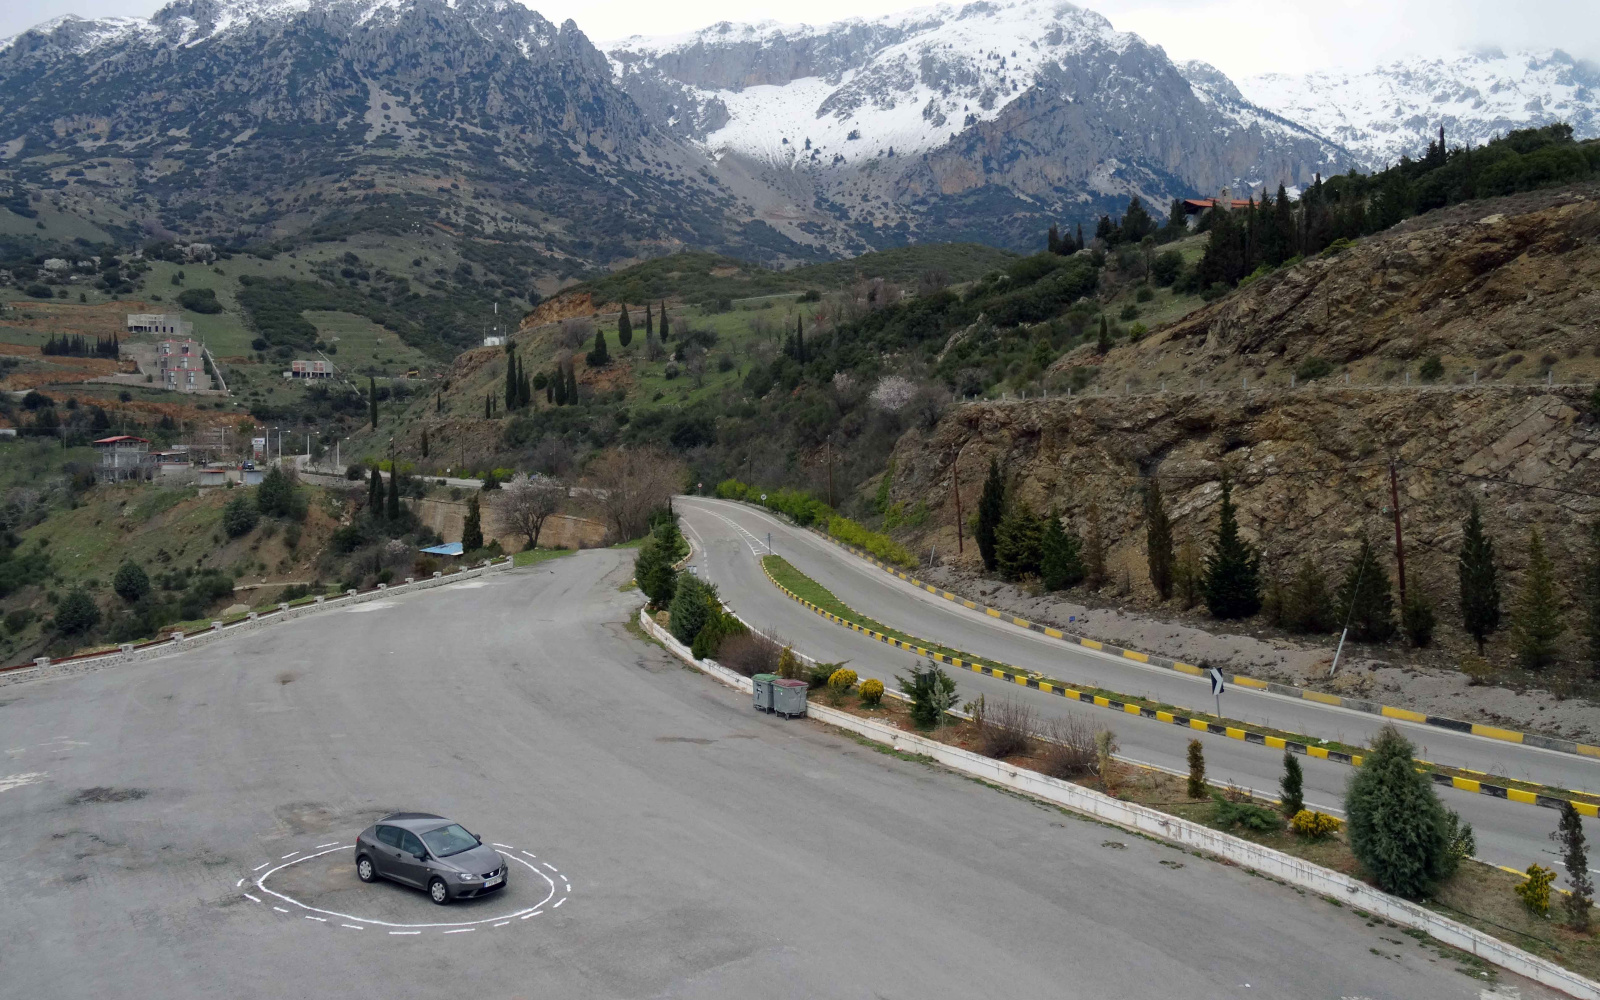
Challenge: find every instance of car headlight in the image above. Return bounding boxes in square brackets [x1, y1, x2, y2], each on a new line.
[457, 872, 479, 881]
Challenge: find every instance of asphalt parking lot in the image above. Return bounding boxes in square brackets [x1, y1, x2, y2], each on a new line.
[0, 550, 1552, 999]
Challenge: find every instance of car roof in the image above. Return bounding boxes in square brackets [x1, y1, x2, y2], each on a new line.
[377, 812, 452, 831]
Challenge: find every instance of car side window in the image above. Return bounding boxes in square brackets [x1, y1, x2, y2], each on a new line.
[375, 826, 401, 848]
[399, 831, 425, 857]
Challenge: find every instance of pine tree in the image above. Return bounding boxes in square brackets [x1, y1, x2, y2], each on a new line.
[1040, 509, 1085, 591]
[1280, 752, 1304, 817]
[421, 427, 429, 458]
[1582, 521, 1600, 676]
[1285, 557, 1333, 633]
[1344, 725, 1459, 899]
[462, 494, 484, 552]
[1144, 479, 1174, 600]
[385, 465, 401, 521]
[975, 458, 1005, 573]
[644, 301, 654, 338]
[1202, 471, 1261, 619]
[1553, 801, 1593, 930]
[369, 376, 378, 429]
[368, 466, 384, 518]
[1511, 527, 1564, 671]
[1402, 589, 1436, 648]
[995, 502, 1044, 581]
[1458, 501, 1501, 653]
[1337, 538, 1396, 642]
[1084, 502, 1106, 589]
[566, 365, 578, 405]
[634, 535, 678, 607]
[618, 307, 633, 347]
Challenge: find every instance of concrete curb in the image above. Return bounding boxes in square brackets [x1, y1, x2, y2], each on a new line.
[0, 559, 515, 689]
[639, 606, 1600, 1000]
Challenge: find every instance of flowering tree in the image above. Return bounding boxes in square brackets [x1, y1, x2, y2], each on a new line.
[870, 375, 917, 412]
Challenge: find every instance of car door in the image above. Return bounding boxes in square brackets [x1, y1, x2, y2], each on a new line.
[390, 830, 430, 888]
[373, 825, 405, 878]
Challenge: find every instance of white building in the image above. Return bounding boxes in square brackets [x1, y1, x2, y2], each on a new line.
[127, 313, 194, 337]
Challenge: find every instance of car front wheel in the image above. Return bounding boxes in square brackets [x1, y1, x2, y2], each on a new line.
[429, 878, 449, 905]
[356, 856, 376, 883]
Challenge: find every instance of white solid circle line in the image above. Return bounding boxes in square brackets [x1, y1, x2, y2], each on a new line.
[252, 845, 559, 929]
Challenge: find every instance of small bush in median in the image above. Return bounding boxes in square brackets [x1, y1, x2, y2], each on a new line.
[1515, 864, 1556, 916]
[718, 630, 785, 677]
[777, 645, 802, 680]
[1290, 810, 1341, 840]
[898, 659, 957, 728]
[858, 678, 884, 707]
[1212, 791, 1282, 833]
[1038, 714, 1097, 779]
[971, 696, 1035, 759]
[826, 667, 858, 696]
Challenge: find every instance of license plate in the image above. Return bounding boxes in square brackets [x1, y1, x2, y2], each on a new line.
[484, 875, 503, 887]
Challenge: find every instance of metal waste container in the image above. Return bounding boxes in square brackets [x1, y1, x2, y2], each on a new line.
[771, 678, 808, 719]
[752, 674, 777, 713]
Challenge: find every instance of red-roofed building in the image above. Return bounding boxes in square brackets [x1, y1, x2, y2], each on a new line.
[1182, 198, 1256, 218]
[93, 435, 153, 481]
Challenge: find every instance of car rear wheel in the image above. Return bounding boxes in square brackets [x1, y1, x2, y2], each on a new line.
[356, 856, 376, 883]
[429, 878, 449, 905]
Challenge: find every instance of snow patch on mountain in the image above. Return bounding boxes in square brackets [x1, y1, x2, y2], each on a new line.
[1241, 49, 1600, 169]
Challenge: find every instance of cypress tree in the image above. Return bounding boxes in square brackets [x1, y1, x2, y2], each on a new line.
[1186, 739, 1206, 798]
[1582, 521, 1600, 676]
[368, 466, 383, 517]
[995, 502, 1044, 581]
[385, 465, 401, 521]
[1285, 557, 1333, 633]
[436, 391, 442, 414]
[1040, 509, 1085, 591]
[421, 427, 429, 458]
[483, 394, 490, 419]
[1075, 222, 1085, 252]
[504, 347, 517, 411]
[644, 301, 653, 338]
[546, 380, 553, 405]
[462, 494, 484, 552]
[1096, 314, 1111, 354]
[590, 328, 609, 366]
[1345, 725, 1459, 899]
[1084, 502, 1106, 589]
[566, 365, 578, 405]
[369, 376, 378, 429]
[975, 458, 1005, 573]
[1144, 479, 1174, 600]
[1280, 752, 1304, 817]
[1554, 801, 1594, 930]
[1046, 223, 1060, 254]
[1458, 501, 1500, 654]
[1511, 527, 1564, 671]
[659, 301, 669, 341]
[1337, 538, 1396, 642]
[795, 315, 805, 363]
[553, 367, 567, 406]
[519, 367, 531, 409]
[618, 307, 633, 347]
[1202, 472, 1261, 619]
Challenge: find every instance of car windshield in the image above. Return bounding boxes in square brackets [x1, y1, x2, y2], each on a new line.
[419, 823, 479, 857]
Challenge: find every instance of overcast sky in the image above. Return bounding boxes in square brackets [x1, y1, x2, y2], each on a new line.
[3, 0, 1595, 79]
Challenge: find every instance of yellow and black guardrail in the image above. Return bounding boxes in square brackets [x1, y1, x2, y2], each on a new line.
[758, 555, 1600, 819]
[809, 530, 1600, 763]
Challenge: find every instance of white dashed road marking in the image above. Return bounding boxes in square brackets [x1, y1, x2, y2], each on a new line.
[389, 931, 420, 936]
[281, 852, 299, 859]
[340, 924, 364, 931]
[493, 922, 510, 928]
[314, 842, 340, 849]
[252, 862, 271, 871]
[273, 907, 289, 913]
[443, 928, 473, 934]
[242, 894, 260, 903]
[305, 916, 326, 922]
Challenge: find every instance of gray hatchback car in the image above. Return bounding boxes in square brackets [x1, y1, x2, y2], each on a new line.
[354, 812, 508, 905]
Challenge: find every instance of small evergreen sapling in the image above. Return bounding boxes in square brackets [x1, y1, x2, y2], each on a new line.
[1457, 501, 1501, 654]
[1553, 801, 1593, 930]
[1144, 479, 1174, 600]
[975, 458, 1005, 573]
[1344, 725, 1462, 899]
[1511, 527, 1564, 671]
[1279, 751, 1304, 817]
[1402, 588, 1436, 647]
[461, 494, 484, 552]
[897, 659, 957, 728]
[1186, 739, 1206, 798]
[1040, 510, 1085, 591]
[1202, 472, 1260, 619]
[1336, 538, 1395, 642]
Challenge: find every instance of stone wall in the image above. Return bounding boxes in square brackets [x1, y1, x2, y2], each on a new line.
[409, 496, 609, 552]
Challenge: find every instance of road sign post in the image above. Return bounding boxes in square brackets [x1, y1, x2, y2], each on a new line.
[1208, 666, 1225, 720]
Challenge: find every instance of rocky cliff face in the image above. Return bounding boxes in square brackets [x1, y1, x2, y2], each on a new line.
[608, 0, 1353, 252]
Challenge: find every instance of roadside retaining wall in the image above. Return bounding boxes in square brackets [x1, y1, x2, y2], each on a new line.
[0, 560, 514, 690]
[639, 607, 1600, 1000]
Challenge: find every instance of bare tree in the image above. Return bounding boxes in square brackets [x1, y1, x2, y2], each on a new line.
[584, 447, 686, 542]
[500, 474, 565, 549]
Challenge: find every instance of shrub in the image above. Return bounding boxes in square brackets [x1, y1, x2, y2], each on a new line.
[176, 287, 222, 313]
[113, 561, 151, 604]
[222, 496, 259, 537]
[970, 696, 1035, 759]
[668, 573, 718, 644]
[1515, 864, 1556, 916]
[897, 659, 957, 728]
[806, 659, 842, 689]
[1279, 751, 1304, 816]
[54, 588, 101, 635]
[1295, 356, 1333, 382]
[1095, 729, 1119, 790]
[1345, 725, 1463, 898]
[1212, 791, 1282, 832]
[776, 645, 802, 680]
[1290, 810, 1341, 839]
[858, 677, 884, 707]
[1418, 355, 1445, 382]
[826, 667, 858, 696]
[717, 630, 785, 677]
[1402, 590, 1436, 647]
[633, 536, 678, 607]
[827, 515, 917, 569]
[1038, 714, 1097, 778]
[690, 619, 724, 660]
[1186, 738, 1206, 798]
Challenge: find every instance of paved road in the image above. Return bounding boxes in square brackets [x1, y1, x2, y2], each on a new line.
[0, 551, 1539, 998]
[676, 496, 1600, 885]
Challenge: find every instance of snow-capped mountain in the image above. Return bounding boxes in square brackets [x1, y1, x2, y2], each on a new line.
[1241, 49, 1600, 170]
[605, 0, 1351, 248]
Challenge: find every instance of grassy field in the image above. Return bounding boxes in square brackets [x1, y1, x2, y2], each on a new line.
[511, 547, 577, 567]
[303, 310, 433, 376]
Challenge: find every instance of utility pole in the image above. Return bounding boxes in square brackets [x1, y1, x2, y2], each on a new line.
[1388, 458, 1407, 606]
